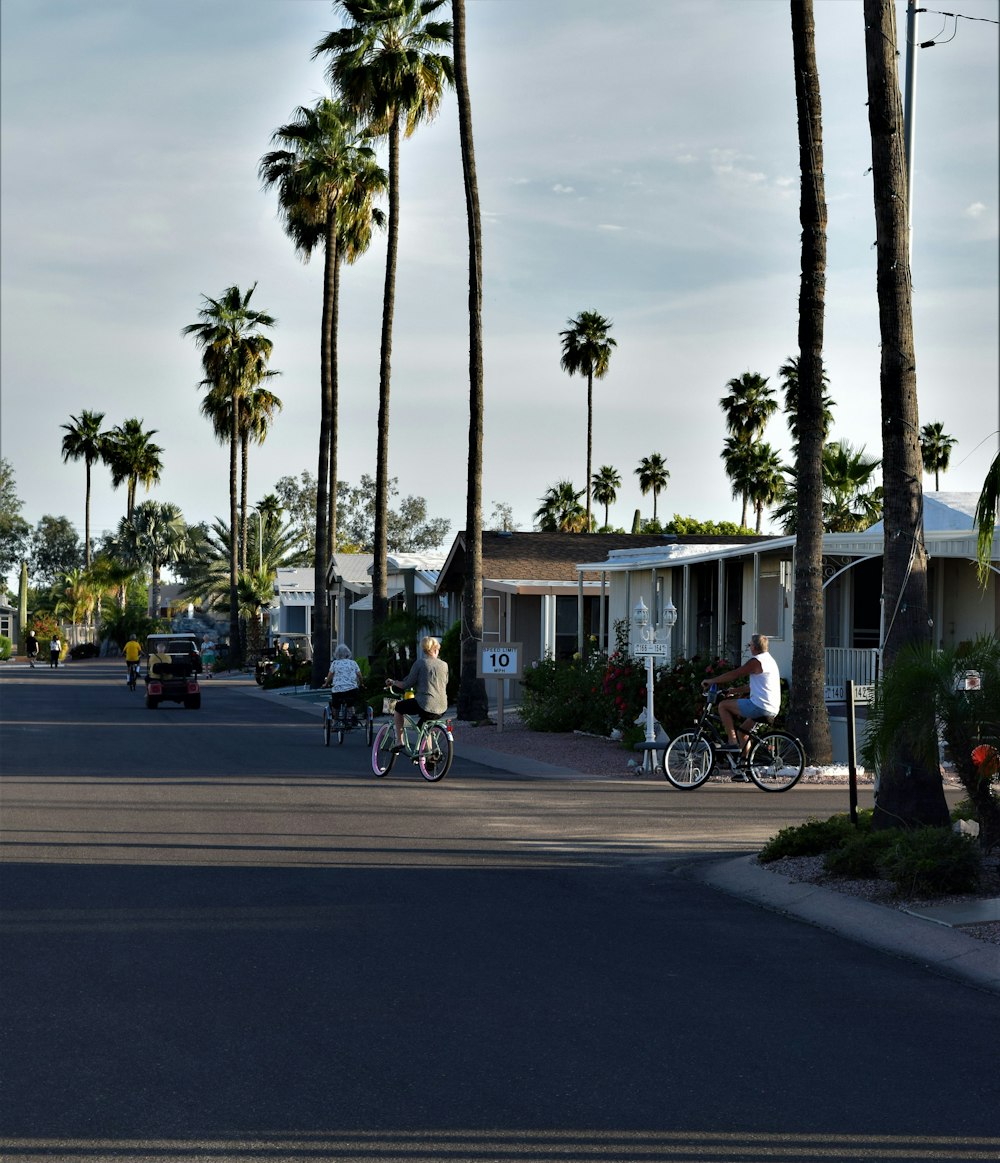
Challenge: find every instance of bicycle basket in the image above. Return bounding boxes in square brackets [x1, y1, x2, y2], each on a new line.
[382, 696, 398, 715]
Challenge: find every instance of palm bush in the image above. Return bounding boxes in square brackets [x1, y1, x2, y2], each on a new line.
[862, 637, 1000, 849]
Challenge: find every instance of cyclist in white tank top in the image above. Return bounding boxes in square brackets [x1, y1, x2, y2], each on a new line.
[701, 633, 782, 756]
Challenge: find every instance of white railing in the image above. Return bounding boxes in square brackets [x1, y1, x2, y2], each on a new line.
[824, 647, 880, 703]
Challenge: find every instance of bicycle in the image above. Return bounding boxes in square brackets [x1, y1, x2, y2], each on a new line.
[126, 660, 140, 691]
[323, 698, 375, 747]
[661, 685, 806, 792]
[371, 686, 454, 782]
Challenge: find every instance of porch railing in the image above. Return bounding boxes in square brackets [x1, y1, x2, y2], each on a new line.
[824, 647, 880, 702]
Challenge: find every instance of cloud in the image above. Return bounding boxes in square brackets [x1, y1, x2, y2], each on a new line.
[597, 224, 624, 232]
[965, 202, 987, 218]
[552, 184, 575, 194]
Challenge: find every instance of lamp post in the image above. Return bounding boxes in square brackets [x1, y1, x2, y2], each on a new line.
[633, 595, 677, 771]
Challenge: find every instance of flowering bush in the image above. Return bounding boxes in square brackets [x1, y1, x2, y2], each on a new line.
[972, 744, 999, 781]
[653, 654, 736, 737]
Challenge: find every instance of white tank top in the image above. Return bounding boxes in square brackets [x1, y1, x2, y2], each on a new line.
[749, 650, 781, 714]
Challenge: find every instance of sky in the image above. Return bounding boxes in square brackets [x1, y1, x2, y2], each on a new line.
[1, 0, 998, 562]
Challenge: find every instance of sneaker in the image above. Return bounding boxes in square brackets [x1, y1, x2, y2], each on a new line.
[390, 744, 405, 755]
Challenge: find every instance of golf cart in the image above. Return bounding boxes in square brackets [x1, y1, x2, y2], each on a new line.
[144, 632, 202, 710]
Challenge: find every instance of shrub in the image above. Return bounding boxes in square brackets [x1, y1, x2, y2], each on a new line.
[878, 828, 981, 898]
[824, 829, 896, 878]
[759, 814, 858, 862]
[653, 653, 736, 738]
[521, 652, 615, 734]
[0, 635, 11, 661]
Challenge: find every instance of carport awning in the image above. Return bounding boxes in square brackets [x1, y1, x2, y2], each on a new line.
[278, 591, 315, 604]
[350, 585, 404, 611]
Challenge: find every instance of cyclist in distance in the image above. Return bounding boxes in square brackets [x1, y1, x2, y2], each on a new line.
[123, 634, 143, 683]
[321, 644, 364, 722]
[701, 632, 781, 756]
[387, 636, 449, 754]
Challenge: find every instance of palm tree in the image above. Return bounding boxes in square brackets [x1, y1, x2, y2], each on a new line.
[864, 0, 942, 830]
[106, 418, 163, 522]
[822, 441, 883, 532]
[261, 96, 386, 685]
[52, 566, 97, 643]
[183, 284, 277, 667]
[635, 453, 669, 523]
[114, 500, 188, 618]
[534, 481, 587, 532]
[777, 355, 834, 452]
[60, 410, 108, 569]
[721, 437, 758, 530]
[236, 568, 274, 665]
[315, 0, 454, 637]
[559, 310, 616, 530]
[453, 0, 489, 721]
[745, 442, 785, 533]
[719, 372, 776, 526]
[238, 387, 283, 570]
[785, 0, 833, 768]
[591, 465, 622, 529]
[181, 515, 309, 610]
[975, 451, 999, 584]
[919, 421, 957, 491]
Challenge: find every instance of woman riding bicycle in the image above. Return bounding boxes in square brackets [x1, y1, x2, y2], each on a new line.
[322, 644, 364, 722]
[701, 632, 780, 756]
[387, 636, 448, 754]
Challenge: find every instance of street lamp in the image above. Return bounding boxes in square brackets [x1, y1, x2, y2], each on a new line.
[633, 595, 677, 771]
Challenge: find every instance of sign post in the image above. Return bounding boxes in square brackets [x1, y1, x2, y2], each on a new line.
[478, 643, 523, 733]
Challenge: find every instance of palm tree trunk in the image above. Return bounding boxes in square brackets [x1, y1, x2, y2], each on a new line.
[328, 246, 342, 564]
[240, 431, 249, 574]
[864, 0, 945, 828]
[454, 0, 489, 721]
[313, 212, 336, 687]
[787, 0, 832, 764]
[586, 370, 593, 531]
[372, 115, 400, 641]
[228, 402, 241, 667]
[84, 460, 92, 570]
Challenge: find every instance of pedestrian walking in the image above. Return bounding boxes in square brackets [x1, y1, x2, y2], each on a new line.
[26, 631, 39, 669]
[49, 634, 61, 669]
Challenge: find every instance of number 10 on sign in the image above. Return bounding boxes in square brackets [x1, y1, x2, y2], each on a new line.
[479, 643, 522, 677]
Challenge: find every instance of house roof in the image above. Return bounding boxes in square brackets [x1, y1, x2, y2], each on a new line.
[328, 553, 374, 591]
[868, 492, 980, 532]
[436, 531, 766, 590]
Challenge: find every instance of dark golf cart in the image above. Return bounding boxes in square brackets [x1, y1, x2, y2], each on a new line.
[144, 633, 202, 710]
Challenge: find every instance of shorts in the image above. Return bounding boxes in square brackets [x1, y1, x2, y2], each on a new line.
[330, 687, 360, 709]
[393, 696, 437, 723]
[736, 698, 775, 722]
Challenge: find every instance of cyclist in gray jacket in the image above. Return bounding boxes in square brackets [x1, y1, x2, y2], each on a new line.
[388, 636, 449, 751]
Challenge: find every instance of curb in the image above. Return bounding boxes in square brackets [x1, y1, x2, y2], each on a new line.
[686, 854, 1000, 994]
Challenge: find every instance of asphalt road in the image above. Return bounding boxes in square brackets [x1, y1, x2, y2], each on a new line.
[1, 660, 998, 1163]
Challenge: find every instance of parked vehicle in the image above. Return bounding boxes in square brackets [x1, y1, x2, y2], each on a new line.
[144, 633, 202, 710]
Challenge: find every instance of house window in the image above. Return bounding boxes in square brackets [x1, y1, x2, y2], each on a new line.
[285, 607, 306, 634]
[758, 560, 790, 640]
[483, 595, 501, 640]
[0, 612, 11, 640]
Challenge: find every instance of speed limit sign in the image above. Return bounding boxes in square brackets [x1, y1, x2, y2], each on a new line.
[478, 642, 522, 678]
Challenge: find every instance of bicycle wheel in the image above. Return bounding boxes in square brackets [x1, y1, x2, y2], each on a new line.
[372, 723, 397, 777]
[748, 731, 805, 792]
[337, 724, 345, 745]
[417, 723, 453, 782]
[323, 706, 331, 747]
[663, 732, 713, 790]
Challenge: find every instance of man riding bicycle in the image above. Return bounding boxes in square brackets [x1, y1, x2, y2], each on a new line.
[701, 633, 781, 757]
[123, 634, 143, 684]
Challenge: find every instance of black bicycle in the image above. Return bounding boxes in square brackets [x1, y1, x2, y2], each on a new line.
[126, 660, 140, 692]
[661, 685, 806, 792]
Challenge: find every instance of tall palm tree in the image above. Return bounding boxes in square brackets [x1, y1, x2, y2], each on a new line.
[635, 453, 669, 523]
[591, 465, 622, 529]
[919, 421, 957, 491]
[744, 441, 785, 533]
[181, 515, 309, 610]
[719, 371, 776, 527]
[114, 500, 188, 618]
[777, 355, 834, 452]
[315, 0, 454, 638]
[534, 481, 586, 533]
[60, 410, 108, 569]
[453, 0, 489, 721]
[106, 418, 163, 522]
[238, 387, 283, 571]
[721, 436, 758, 530]
[183, 284, 277, 667]
[261, 96, 386, 684]
[559, 310, 616, 530]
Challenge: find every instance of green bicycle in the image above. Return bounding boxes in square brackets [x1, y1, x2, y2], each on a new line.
[371, 688, 455, 782]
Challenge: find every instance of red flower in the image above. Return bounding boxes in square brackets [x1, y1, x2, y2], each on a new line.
[972, 744, 999, 777]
